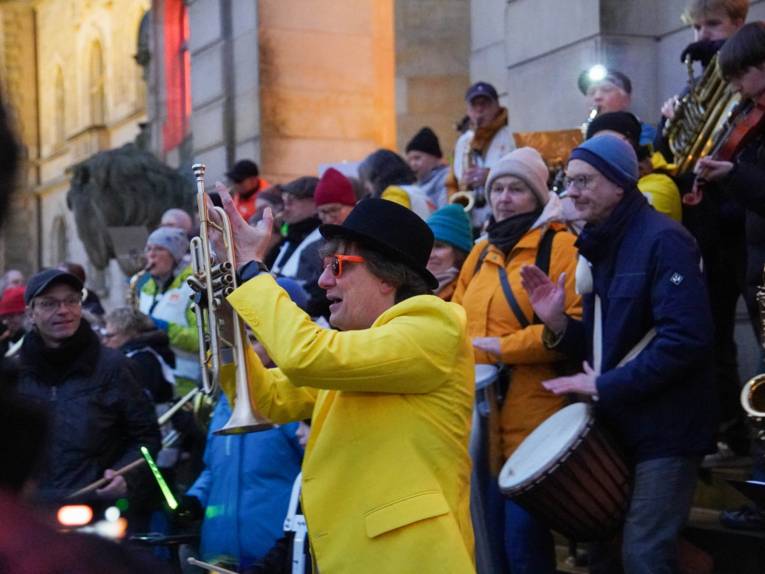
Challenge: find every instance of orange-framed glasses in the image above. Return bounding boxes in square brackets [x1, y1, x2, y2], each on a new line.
[324, 254, 366, 277]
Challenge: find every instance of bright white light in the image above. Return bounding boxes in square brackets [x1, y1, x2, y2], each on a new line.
[105, 506, 120, 522]
[588, 65, 608, 83]
[57, 505, 93, 526]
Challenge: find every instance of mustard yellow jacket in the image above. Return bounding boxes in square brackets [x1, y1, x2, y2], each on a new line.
[227, 275, 476, 573]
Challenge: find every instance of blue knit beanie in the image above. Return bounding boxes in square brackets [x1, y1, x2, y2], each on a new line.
[426, 204, 473, 254]
[569, 134, 639, 190]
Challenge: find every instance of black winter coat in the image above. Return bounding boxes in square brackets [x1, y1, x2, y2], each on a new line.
[723, 131, 765, 337]
[14, 322, 161, 501]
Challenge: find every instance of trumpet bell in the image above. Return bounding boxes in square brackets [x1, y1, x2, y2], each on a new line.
[214, 408, 273, 435]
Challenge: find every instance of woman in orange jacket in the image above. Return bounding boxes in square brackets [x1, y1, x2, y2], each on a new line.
[452, 147, 581, 574]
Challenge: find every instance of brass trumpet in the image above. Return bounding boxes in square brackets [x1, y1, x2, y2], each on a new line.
[187, 163, 271, 435]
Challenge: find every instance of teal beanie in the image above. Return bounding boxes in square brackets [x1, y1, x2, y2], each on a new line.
[426, 204, 473, 254]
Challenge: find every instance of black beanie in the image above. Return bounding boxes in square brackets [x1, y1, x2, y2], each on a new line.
[586, 111, 642, 156]
[405, 127, 442, 158]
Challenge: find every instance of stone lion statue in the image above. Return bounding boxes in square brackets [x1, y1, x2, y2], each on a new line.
[66, 143, 195, 274]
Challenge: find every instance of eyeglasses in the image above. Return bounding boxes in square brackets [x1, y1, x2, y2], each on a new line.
[34, 295, 82, 312]
[563, 173, 599, 191]
[323, 254, 366, 277]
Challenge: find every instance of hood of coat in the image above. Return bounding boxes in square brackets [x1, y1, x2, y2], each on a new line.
[121, 329, 176, 368]
[530, 192, 566, 231]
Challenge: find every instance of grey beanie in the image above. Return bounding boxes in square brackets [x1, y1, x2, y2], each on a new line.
[146, 226, 189, 264]
[485, 147, 550, 207]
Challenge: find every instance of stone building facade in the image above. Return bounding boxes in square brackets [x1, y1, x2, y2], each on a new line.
[154, 0, 470, 185]
[0, 0, 149, 310]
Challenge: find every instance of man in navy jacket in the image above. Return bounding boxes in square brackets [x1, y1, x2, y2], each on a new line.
[521, 134, 716, 574]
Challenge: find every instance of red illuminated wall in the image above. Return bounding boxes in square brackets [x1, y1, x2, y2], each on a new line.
[162, 0, 190, 151]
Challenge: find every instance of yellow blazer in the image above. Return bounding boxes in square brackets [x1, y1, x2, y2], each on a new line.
[227, 275, 476, 573]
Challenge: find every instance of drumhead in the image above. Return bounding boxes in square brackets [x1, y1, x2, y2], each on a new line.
[474, 364, 498, 390]
[499, 402, 592, 492]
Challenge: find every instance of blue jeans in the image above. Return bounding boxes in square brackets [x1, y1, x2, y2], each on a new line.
[621, 456, 700, 574]
[504, 499, 556, 574]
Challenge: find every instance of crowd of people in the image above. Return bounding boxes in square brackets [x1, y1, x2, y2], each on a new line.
[1, 0, 765, 573]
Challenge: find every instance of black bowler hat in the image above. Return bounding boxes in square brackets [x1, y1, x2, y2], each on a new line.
[226, 159, 260, 183]
[25, 269, 83, 305]
[320, 199, 438, 290]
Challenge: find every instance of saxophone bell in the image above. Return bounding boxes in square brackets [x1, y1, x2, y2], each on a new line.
[741, 267, 765, 440]
[128, 262, 154, 310]
[449, 190, 475, 212]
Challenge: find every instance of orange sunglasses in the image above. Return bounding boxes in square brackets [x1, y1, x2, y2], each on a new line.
[325, 254, 366, 277]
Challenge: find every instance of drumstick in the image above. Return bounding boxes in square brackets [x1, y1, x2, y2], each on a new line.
[187, 557, 239, 574]
[66, 457, 146, 499]
[66, 429, 183, 500]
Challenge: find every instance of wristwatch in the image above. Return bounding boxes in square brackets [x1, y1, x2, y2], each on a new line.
[237, 260, 269, 284]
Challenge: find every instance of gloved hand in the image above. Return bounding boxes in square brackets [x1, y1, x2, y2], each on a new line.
[150, 316, 170, 332]
[680, 39, 726, 67]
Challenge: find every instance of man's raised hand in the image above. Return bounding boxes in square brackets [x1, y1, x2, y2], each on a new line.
[214, 182, 273, 265]
[519, 264, 567, 335]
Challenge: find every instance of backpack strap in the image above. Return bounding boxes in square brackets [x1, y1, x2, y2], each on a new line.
[498, 266, 531, 328]
[535, 227, 558, 276]
[471, 244, 490, 278]
[497, 227, 560, 328]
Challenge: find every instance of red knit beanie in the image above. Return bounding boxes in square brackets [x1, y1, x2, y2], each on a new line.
[0, 286, 26, 315]
[315, 168, 356, 207]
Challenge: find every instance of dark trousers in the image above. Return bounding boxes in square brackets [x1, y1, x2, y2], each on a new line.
[589, 456, 700, 574]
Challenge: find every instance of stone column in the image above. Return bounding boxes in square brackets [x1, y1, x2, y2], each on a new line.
[258, 0, 396, 181]
[0, 3, 40, 274]
[395, 0, 470, 159]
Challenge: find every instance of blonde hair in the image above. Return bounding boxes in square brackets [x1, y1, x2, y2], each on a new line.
[681, 0, 748, 25]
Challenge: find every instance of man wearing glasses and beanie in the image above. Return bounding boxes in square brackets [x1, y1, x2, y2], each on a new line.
[520, 134, 715, 573]
[12, 268, 160, 504]
[215, 190, 475, 573]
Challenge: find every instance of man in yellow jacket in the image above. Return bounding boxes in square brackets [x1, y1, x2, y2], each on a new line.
[218, 191, 476, 573]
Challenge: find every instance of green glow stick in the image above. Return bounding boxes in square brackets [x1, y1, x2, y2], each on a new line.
[140, 446, 178, 510]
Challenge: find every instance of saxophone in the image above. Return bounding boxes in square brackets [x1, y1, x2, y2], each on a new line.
[450, 132, 477, 212]
[741, 265, 765, 437]
[663, 53, 739, 175]
[127, 265, 152, 309]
